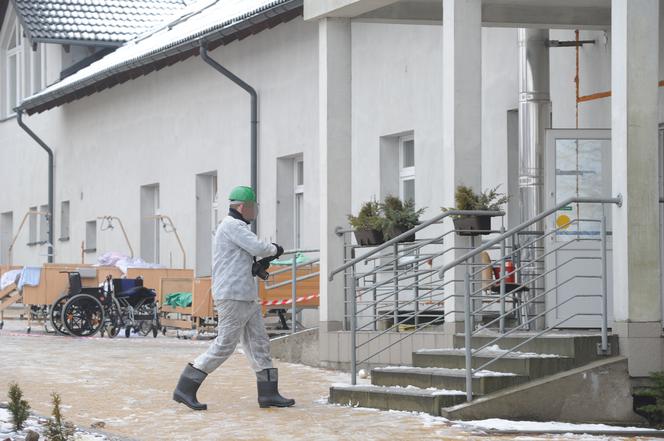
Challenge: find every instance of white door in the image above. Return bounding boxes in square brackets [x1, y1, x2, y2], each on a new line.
[544, 129, 612, 328]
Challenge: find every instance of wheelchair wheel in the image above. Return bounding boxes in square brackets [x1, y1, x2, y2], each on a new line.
[62, 294, 104, 337]
[103, 297, 122, 338]
[49, 293, 71, 336]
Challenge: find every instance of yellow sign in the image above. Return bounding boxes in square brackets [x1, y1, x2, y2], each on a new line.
[556, 214, 572, 229]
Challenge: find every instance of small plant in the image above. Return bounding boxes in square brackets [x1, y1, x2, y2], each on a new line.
[445, 185, 509, 212]
[44, 392, 75, 441]
[7, 382, 30, 432]
[636, 371, 664, 428]
[348, 200, 383, 231]
[380, 195, 425, 240]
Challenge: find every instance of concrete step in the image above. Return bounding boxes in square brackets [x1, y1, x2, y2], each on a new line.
[371, 366, 527, 395]
[329, 384, 467, 416]
[452, 333, 619, 366]
[413, 348, 575, 379]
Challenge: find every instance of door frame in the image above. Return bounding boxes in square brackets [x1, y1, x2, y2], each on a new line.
[544, 128, 612, 329]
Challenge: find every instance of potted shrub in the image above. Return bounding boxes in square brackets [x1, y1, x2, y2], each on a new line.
[348, 201, 385, 246]
[381, 195, 425, 243]
[446, 185, 508, 236]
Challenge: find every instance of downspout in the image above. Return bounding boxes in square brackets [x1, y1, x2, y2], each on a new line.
[199, 41, 258, 233]
[16, 110, 54, 263]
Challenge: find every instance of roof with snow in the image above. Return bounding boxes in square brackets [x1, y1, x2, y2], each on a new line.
[17, 0, 302, 114]
[11, 0, 188, 46]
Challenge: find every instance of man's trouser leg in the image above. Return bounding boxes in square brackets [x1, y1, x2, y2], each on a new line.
[193, 300, 254, 374]
[240, 301, 273, 371]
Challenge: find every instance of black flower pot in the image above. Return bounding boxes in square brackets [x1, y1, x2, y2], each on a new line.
[388, 226, 416, 243]
[453, 215, 492, 236]
[353, 229, 385, 246]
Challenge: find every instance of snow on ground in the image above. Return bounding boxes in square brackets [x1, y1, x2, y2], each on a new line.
[0, 408, 107, 441]
[457, 418, 660, 432]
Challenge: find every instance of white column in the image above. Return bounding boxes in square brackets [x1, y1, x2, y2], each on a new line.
[611, 0, 661, 376]
[441, 0, 483, 330]
[318, 18, 352, 332]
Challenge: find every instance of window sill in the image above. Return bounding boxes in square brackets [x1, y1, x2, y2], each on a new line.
[58, 237, 70, 242]
[83, 248, 96, 253]
[27, 240, 48, 247]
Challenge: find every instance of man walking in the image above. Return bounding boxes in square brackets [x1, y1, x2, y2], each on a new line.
[173, 186, 295, 410]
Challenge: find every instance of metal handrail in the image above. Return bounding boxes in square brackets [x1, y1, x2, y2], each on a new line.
[329, 210, 504, 281]
[456, 197, 621, 402]
[439, 196, 621, 277]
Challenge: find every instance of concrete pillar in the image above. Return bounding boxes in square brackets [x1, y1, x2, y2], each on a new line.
[441, 0, 483, 329]
[318, 18, 351, 332]
[611, 0, 662, 376]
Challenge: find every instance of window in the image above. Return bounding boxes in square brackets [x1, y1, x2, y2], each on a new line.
[39, 204, 48, 243]
[1, 11, 47, 118]
[60, 201, 70, 240]
[1, 212, 13, 264]
[399, 136, 415, 203]
[5, 21, 21, 116]
[28, 206, 37, 244]
[85, 220, 97, 252]
[294, 159, 304, 249]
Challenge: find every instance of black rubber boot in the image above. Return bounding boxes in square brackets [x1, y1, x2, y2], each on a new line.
[173, 363, 208, 410]
[256, 368, 295, 408]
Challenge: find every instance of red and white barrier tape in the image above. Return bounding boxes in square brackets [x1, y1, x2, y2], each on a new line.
[261, 293, 319, 306]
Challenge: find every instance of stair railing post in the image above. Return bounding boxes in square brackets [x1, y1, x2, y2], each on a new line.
[600, 206, 609, 354]
[464, 270, 473, 402]
[500, 226, 506, 334]
[351, 266, 358, 385]
[291, 254, 297, 334]
[393, 242, 399, 332]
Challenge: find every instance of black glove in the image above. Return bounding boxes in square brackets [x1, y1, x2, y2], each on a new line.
[272, 243, 284, 258]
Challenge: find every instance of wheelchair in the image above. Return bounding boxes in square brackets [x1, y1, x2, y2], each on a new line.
[59, 273, 160, 338]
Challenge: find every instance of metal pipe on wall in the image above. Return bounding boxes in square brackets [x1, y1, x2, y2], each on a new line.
[199, 41, 258, 233]
[518, 28, 551, 330]
[518, 28, 551, 228]
[16, 110, 54, 263]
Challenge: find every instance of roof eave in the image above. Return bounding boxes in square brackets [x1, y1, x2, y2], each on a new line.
[18, 0, 304, 115]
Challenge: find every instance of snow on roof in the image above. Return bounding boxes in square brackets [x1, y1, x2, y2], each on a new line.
[18, 0, 300, 113]
[13, 0, 188, 45]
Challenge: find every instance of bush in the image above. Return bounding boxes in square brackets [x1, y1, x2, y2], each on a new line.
[348, 200, 383, 231]
[44, 392, 75, 441]
[636, 371, 664, 428]
[447, 185, 509, 212]
[380, 195, 425, 240]
[7, 382, 30, 432]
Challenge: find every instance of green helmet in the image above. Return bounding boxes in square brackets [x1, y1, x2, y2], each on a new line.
[228, 186, 256, 202]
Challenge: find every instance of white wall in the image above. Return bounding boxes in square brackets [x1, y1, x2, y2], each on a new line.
[0, 17, 319, 271]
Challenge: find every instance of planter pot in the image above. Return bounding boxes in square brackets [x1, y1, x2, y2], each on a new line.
[453, 215, 492, 236]
[353, 229, 384, 246]
[388, 226, 416, 243]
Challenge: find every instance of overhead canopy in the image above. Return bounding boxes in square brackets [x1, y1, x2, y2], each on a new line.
[17, 0, 303, 115]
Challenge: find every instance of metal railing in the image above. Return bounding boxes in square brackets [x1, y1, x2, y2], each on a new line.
[330, 210, 508, 384]
[438, 196, 622, 401]
[263, 248, 319, 334]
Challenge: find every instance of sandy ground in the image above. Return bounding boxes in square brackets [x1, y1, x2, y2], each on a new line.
[0, 320, 655, 441]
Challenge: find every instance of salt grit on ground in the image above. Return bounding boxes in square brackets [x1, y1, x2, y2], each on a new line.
[0, 323, 658, 441]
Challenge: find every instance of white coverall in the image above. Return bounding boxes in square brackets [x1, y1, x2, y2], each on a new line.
[193, 213, 277, 374]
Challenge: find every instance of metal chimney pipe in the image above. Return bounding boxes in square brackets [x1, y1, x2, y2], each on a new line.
[518, 28, 551, 227]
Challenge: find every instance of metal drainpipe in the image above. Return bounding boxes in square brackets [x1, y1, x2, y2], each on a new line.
[200, 41, 258, 233]
[16, 110, 55, 263]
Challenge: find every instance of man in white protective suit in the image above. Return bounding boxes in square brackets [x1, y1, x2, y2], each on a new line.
[172, 186, 295, 410]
